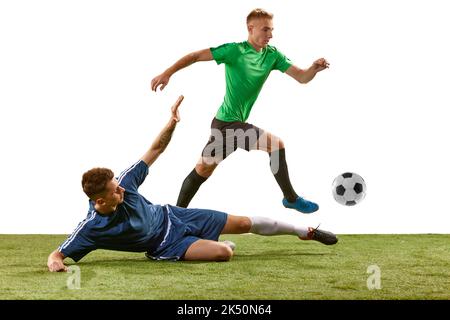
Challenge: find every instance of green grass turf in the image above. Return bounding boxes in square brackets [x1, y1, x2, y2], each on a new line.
[0, 234, 449, 300]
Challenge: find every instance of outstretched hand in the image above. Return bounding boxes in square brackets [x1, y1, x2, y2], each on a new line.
[312, 58, 330, 73]
[171, 95, 184, 122]
[151, 72, 170, 92]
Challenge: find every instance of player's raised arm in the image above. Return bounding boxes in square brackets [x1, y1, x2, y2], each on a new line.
[141, 95, 184, 166]
[151, 49, 213, 92]
[285, 58, 330, 84]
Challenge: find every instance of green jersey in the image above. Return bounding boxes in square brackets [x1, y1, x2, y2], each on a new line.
[210, 41, 292, 123]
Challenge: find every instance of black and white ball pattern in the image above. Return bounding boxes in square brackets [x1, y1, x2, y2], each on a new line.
[332, 172, 366, 206]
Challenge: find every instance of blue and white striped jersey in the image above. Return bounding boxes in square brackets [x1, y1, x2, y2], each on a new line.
[59, 160, 167, 262]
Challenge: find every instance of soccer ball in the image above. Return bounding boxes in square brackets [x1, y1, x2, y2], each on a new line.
[332, 172, 366, 206]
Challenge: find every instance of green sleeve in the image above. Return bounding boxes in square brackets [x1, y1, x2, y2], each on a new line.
[210, 42, 238, 65]
[273, 48, 293, 72]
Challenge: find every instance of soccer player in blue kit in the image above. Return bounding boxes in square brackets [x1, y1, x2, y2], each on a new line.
[47, 96, 337, 272]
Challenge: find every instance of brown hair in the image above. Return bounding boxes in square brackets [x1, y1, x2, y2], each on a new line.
[82, 168, 114, 199]
[246, 8, 273, 25]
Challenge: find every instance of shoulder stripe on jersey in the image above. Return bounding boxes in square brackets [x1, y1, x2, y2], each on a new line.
[117, 160, 143, 184]
[60, 210, 97, 250]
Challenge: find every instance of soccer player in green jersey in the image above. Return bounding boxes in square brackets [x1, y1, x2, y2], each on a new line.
[151, 9, 329, 214]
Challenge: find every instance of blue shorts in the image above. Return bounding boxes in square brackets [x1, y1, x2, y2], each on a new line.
[146, 205, 228, 261]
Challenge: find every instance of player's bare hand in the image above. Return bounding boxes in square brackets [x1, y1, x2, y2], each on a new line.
[151, 72, 171, 92]
[312, 58, 330, 72]
[171, 95, 184, 122]
[48, 261, 68, 272]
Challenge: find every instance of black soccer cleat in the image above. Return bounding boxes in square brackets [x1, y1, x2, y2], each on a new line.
[307, 225, 338, 245]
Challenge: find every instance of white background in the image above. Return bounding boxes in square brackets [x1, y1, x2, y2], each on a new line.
[1, 0, 449, 234]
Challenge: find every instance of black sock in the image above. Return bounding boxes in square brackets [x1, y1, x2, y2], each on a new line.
[176, 168, 208, 207]
[269, 148, 298, 202]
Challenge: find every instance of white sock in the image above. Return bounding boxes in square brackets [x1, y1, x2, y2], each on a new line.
[249, 216, 309, 238]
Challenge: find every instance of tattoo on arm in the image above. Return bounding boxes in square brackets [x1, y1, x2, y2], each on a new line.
[158, 125, 176, 153]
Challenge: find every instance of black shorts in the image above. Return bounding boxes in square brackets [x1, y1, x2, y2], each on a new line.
[201, 118, 265, 160]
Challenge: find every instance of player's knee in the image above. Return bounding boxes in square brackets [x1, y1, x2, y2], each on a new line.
[237, 218, 252, 233]
[272, 137, 284, 150]
[214, 244, 233, 261]
[266, 135, 284, 153]
[196, 162, 217, 177]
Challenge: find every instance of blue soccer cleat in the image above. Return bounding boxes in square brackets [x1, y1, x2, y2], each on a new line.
[282, 196, 319, 214]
